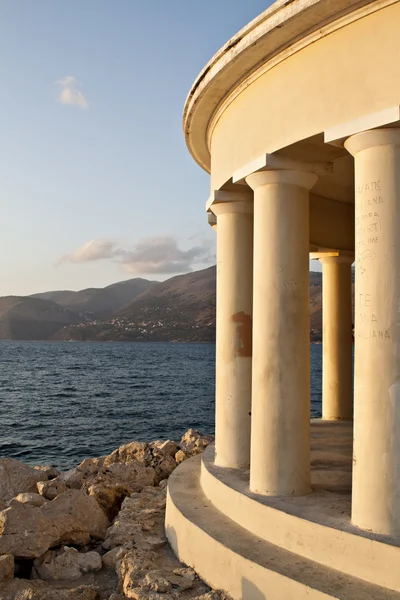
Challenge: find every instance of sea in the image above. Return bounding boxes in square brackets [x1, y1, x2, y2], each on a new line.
[0, 341, 322, 470]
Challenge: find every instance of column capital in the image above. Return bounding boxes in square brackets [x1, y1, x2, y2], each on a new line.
[207, 212, 217, 230]
[206, 188, 253, 217]
[233, 152, 332, 184]
[318, 253, 354, 265]
[345, 127, 400, 156]
[246, 169, 318, 192]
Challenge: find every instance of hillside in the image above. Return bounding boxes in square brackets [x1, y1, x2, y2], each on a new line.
[0, 297, 80, 340]
[54, 267, 216, 342]
[31, 278, 156, 319]
[0, 268, 333, 342]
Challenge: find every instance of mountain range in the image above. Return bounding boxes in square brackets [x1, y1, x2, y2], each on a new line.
[0, 267, 325, 342]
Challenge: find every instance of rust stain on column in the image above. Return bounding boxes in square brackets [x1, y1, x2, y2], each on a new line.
[232, 311, 252, 357]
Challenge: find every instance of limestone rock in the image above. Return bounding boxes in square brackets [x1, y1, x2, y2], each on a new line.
[117, 549, 159, 598]
[33, 547, 102, 580]
[34, 465, 61, 480]
[0, 458, 48, 504]
[0, 580, 100, 600]
[0, 554, 14, 581]
[143, 570, 172, 593]
[103, 487, 165, 551]
[37, 478, 68, 500]
[44, 489, 109, 540]
[153, 440, 179, 457]
[0, 489, 108, 558]
[174, 449, 186, 465]
[173, 567, 197, 582]
[11, 493, 46, 507]
[179, 429, 214, 458]
[102, 546, 127, 569]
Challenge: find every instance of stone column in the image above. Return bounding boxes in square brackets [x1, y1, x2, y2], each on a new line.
[345, 128, 400, 535]
[245, 170, 317, 496]
[211, 191, 253, 469]
[320, 255, 353, 421]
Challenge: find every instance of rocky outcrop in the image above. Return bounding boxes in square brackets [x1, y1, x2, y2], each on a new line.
[0, 554, 14, 582]
[37, 479, 68, 500]
[33, 547, 102, 580]
[11, 493, 47, 507]
[0, 581, 100, 600]
[0, 489, 109, 558]
[0, 458, 48, 504]
[0, 429, 221, 600]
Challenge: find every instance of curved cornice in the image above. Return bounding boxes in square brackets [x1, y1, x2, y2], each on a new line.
[183, 0, 396, 173]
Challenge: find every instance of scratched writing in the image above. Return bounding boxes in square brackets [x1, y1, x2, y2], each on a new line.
[356, 181, 381, 195]
[357, 329, 391, 340]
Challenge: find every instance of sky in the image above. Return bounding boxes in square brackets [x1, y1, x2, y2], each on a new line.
[0, 0, 320, 297]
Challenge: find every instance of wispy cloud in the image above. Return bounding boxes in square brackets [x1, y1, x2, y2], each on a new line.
[56, 76, 88, 109]
[57, 236, 214, 274]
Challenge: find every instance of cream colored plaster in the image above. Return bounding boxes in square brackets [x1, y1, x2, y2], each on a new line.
[210, 4, 400, 191]
[212, 193, 253, 469]
[345, 128, 400, 536]
[246, 169, 313, 496]
[320, 256, 353, 421]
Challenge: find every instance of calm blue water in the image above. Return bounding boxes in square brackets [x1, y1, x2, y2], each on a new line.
[0, 341, 322, 470]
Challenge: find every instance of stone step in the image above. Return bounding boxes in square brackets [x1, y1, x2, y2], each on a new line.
[166, 455, 400, 600]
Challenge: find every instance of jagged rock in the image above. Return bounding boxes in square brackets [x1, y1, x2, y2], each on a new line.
[62, 457, 106, 490]
[11, 493, 46, 507]
[0, 580, 100, 600]
[0, 458, 48, 504]
[37, 479, 68, 500]
[179, 429, 214, 458]
[0, 554, 14, 581]
[34, 466, 61, 480]
[0, 489, 109, 558]
[33, 547, 102, 580]
[174, 449, 186, 465]
[117, 549, 159, 598]
[173, 567, 197, 582]
[153, 440, 179, 457]
[158, 479, 168, 490]
[103, 487, 165, 551]
[102, 547, 127, 569]
[143, 570, 172, 593]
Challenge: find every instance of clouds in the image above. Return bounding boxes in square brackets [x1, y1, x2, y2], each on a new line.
[58, 236, 214, 275]
[56, 76, 88, 109]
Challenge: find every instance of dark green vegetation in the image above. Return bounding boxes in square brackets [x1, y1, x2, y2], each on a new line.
[0, 267, 326, 342]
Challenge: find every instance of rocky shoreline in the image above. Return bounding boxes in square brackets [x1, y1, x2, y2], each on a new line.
[0, 430, 229, 600]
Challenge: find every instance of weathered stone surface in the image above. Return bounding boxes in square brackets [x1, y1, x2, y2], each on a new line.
[34, 466, 61, 480]
[174, 449, 187, 465]
[0, 458, 48, 504]
[0, 430, 218, 599]
[0, 490, 108, 558]
[11, 493, 46, 507]
[173, 567, 197, 582]
[102, 546, 127, 569]
[33, 547, 102, 580]
[153, 440, 179, 457]
[103, 487, 165, 551]
[178, 429, 214, 460]
[0, 580, 100, 600]
[37, 479, 67, 500]
[0, 554, 14, 581]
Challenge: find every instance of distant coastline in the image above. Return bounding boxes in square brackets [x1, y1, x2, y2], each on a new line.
[0, 266, 325, 343]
